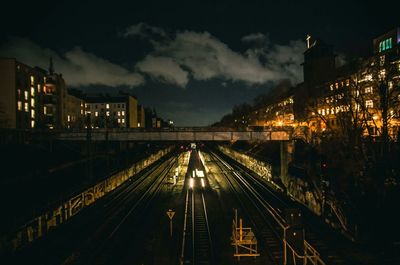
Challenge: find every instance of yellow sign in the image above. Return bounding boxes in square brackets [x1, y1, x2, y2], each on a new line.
[166, 209, 175, 220]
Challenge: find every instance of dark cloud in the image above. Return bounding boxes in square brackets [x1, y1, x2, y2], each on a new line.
[126, 24, 305, 87]
[123, 22, 167, 40]
[0, 37, 144, 87]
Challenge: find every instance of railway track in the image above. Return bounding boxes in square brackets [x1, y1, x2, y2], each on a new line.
[210, 148, 349, 265]
[181, 153, 214, 265]
[209, 151, 284, 264]
[64, 155, 177, 265]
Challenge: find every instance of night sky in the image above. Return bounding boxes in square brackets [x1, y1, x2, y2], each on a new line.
[1, 0, 398, 126]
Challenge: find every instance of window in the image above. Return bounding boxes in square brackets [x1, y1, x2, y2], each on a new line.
[121, 111, 125, 116]
[106, 111, 110, 116]
[106, 104, 110, 109]
[24, 102, 29, 112]
[17, 89, 21, 98]
[365, 87, 373, 94]
[24, 91, 28, 100]
[121, 118, 125, 123]
[380, 55, 385, 66]
[117, 104, 120, 108]
[322, 109, 325, 115]
[118, 118, 121, 123]
[379, 38, 392, 52]
[31, 120, 35, 128]
[17, 101, 22, 111]
[30, 87, 35, 96]
[365, 100, 373, 108]
[44, 106, 47, 115]
[67, 115, 71, 122]
[95, 111, 98, 117]
[31, 109, 35, 119]
[30, 75, 34, 85]
[118, 111, 121, 116]
[31, 98, 35, 107]
[37, 84, 41, 93]
[121, 104, 125, 108]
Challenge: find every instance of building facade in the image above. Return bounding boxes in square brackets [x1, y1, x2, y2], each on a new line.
[83, 94, 139, 128]
[0, 58, 47, 129]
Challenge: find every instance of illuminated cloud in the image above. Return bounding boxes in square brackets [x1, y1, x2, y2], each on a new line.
[0, 37, 144, 87]
[125, 24, 305, 87]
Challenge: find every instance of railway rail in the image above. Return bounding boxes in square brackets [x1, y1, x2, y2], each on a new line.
[66, 155, 177, 265]
[209, 150, 330, 265]
[181, 152, 214, 265]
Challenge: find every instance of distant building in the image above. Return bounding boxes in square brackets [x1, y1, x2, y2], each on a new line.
[83, 94, 138, 128]
[0, 58, 47, 129]
[0, 57, 85, 130]
[248, 27, 400, 140]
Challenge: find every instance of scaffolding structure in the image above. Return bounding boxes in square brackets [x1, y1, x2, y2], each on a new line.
[231, 209, 260, 260]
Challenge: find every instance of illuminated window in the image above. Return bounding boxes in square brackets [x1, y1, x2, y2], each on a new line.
[17, 101, 22, 111]
[67, 115, 71, 122]
[24, 102, 29, 112]
[379, 38, 392, 52]
[118, 118, 121, 123]
[24, 91, 28, 100]
[330, 84, 334, 91]
[31, 109, 35, 118]
[95, 111, 98, 117]
[121, 111, 125, 116]
[365, 100, 373, 108]
[388, 81, 393, 91]
[30, 87, 35, 96]
[106, 111, 110, 116]
[31, 98, 35, 107]
[380, 55, 385, 66]
[106, 104, 110, 109]
[31, 120, 35, 128]
[365, 87, 373, 94]
[80, 109, 83, 115]
[30, 75, 34, 85]
[37, 84, 41, 93]
[321, 109, 325, 115]
[346, 79, 350, 86]
[326, 108, 330, 114]
[122, 119, 125, 123]
[379, 69, 386, 79]
[44, 106, 47, 115]
[335, 82, 339, 89]
[118, 111, 121, 116]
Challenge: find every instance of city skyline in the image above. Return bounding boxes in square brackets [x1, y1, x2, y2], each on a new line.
[0, 0, 398, 125]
